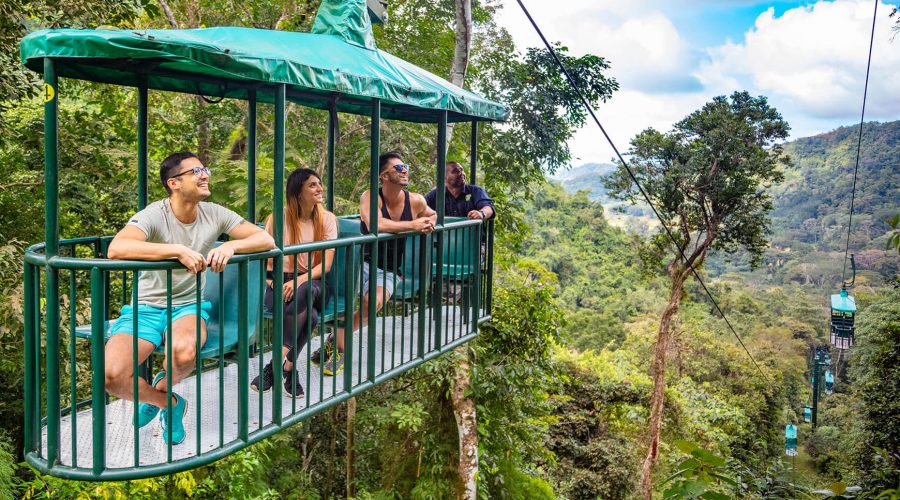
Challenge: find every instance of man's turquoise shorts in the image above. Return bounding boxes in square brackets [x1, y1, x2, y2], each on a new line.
[109, 301, 212, 347]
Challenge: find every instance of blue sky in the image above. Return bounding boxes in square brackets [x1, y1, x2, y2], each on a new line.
[674, 1, 814, 46]
[497, 0, 900, 166]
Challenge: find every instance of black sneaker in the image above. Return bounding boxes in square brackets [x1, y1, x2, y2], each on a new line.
[282, 365, 304, 398]
[251, 361, 274, 392]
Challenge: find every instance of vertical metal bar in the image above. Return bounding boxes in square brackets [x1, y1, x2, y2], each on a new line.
[238, 262, 250, 440]
[137, 74, 148, 210]
[33, 266, 42, 455]
[399, 238, 407, 365]
[132, 272, 140, 466]
[343, 244, 355, 393]
[45, 274, 60, 465]
[272, 84, 286, 425]
[218, 273, 225, 446]
[469, 121, 478, 185]
[42, 57, 61, 467]
[24, 262, 35, 455]
[68, 270, 77, 467]
[367, 99, 380, 383]
[473, 225, 482, 333]
[434, 111, 447, 351]
[296, 255, 306, 404]
[195, 277, 202, 456]
[417, 236, 427, 358]
[165, 271, 173, 462]
[357, 257, 364, 386]
[247, 90, 257, 222]
[90, 267, 106, 475]
[257, 266, 264, 430]
[381, 245, 387, 375]
[486, 220, 494, 314]
[327, 100, 336, 212]
[44, 58, 59, 256]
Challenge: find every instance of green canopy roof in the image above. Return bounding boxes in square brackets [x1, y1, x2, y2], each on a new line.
[830, 291, 857, 313]
[19, 1, 507, 123]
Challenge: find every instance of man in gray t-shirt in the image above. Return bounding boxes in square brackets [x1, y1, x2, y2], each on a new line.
[105, 151, 275, 445]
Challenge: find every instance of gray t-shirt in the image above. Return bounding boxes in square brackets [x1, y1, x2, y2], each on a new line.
[127, 199, 244, 307]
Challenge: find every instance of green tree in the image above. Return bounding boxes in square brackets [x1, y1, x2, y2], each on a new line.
[605, 91, 789, 499]
[851, 288, 900, 491]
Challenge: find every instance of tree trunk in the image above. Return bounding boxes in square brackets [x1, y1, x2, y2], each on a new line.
[445, 0, 472, 147]
[447, 2, 477, 498]
[450, 350, 478, 499]
[346, 396, 356, 498]
[640, 267, 687, 500]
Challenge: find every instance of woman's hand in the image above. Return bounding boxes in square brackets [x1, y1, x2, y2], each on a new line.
[281, 274, 309, 302]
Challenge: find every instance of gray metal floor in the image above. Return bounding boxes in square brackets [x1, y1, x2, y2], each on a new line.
[41, 306, 475, 470]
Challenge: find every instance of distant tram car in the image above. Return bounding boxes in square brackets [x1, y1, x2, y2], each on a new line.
[830, 289, 856, 350]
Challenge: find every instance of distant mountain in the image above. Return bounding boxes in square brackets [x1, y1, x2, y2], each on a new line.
[554, 122, 900, 285]
[553, 162, 656, 234]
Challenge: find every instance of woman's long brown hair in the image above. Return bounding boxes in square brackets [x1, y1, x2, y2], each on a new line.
[284, 168, 326, 269]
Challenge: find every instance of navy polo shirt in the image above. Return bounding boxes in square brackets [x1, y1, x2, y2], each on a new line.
[425, 184, 494, 218]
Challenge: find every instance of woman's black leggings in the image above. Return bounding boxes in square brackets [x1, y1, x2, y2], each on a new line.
[264, 277, 331, 362]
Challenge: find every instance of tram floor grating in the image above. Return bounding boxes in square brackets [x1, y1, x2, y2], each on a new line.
[40, 305, 478, 470]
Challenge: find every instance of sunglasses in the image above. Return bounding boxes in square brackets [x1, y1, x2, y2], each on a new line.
[170, 166, 211, 179]
[390, 163, 410, 173]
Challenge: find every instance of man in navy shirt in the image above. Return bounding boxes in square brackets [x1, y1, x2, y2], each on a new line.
[425, 161, 495, 220]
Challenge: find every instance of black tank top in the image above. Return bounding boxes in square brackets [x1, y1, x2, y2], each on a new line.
[361, 189, 413, 273]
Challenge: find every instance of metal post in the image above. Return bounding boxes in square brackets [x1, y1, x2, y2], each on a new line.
[43, 58, 61, 467]
[137, 74, 148, 210]
[44, 58, 59, 255]
[469, 121, 478, 185]
[367, 99, 380, 382]
[90, 268, 106, 474]
[238, 262, 249, 440]
[812, 350, 821, 430]
[273, 84, 286, 424]
[23, 262, 35, 454]
[247, 90, 257, 222]
[327, 100, 336, 211]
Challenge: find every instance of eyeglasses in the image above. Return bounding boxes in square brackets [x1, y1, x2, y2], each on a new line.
[170, 166, 211, 179]
[391, 163, 410, 173]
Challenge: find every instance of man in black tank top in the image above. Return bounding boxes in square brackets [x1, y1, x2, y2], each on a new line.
[319, 151, 436, 375]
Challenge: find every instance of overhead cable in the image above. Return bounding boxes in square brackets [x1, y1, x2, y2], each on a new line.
[841, 0, 879, 288]
[514, 0, 773, 385]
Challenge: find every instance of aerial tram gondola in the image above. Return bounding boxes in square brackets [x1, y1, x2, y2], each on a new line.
[830, 255, 857, 350]
[785, 424, 798, 457]
[20, 0, 506, 481]
[830, 288, 857, 350]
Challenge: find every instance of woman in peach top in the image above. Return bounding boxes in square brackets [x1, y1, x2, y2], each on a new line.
[251, 168, 337, 398]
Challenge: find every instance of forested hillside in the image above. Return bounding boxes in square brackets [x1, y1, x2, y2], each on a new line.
[766, 121, 900, 286]
[1, 0, 898, 498]
[558, 122, 900, 287]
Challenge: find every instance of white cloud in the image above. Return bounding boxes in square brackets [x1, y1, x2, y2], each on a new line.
[696, 1, 900, 121]
[496, 0, 900, 166]
[497, 1, 700, 92]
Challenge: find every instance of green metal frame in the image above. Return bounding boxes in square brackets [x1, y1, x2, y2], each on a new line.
[23, 48, 497, 480]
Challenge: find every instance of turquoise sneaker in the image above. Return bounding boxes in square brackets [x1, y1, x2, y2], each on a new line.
[134, 371, 166, 428]
[159, 392, 188, 445]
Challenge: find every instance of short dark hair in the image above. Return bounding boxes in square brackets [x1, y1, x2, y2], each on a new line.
[160, 151, 199, 195]
[447, 161, 463, 170]
[379, 151, 402, 173]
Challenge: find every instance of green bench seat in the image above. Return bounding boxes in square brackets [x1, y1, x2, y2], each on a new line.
[74, 243, 264, 361]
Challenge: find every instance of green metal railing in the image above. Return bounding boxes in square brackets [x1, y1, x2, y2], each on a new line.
[23, 218, 493, 480]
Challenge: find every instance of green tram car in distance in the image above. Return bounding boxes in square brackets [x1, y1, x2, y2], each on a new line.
[20, 0, 507, 481]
